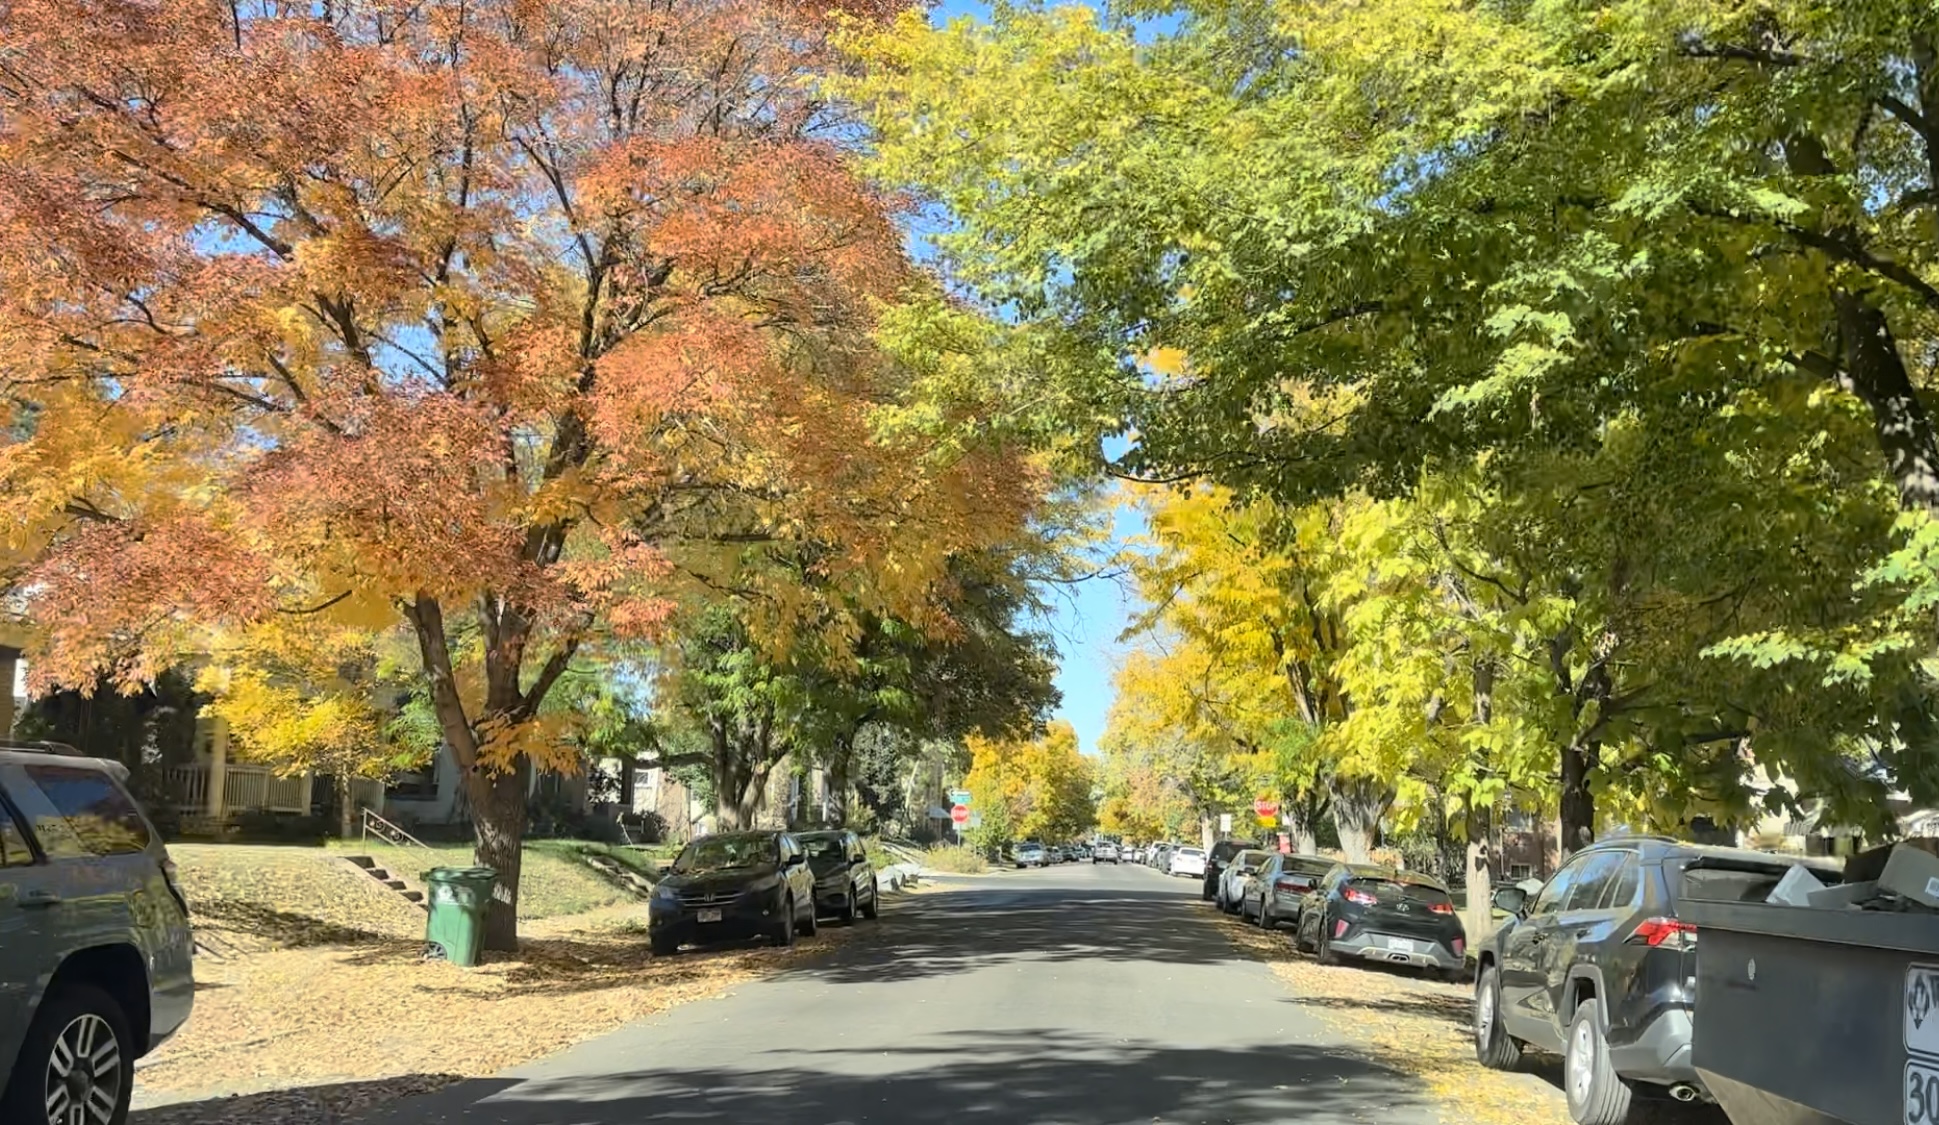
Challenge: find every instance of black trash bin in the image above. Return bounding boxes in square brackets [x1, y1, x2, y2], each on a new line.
[1682, 899, 1939, 1125]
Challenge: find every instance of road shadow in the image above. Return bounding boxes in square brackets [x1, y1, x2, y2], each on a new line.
[787, 880, 1232, 985]
[360, 1035, 1432, 1125]
[131, 1074, 473, 1125]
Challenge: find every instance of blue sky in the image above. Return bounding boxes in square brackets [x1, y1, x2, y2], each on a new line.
[915, 0, 1163, 756]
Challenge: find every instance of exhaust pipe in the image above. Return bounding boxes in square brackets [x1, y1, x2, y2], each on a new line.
[1668, 1084, 1700, 1103]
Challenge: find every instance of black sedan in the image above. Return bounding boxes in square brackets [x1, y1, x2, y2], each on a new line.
[1238, 852, 1336, 930]
[648, 831, 819, 955]
[795, 829, 881, 923]
[1292, 864, 1466, 977]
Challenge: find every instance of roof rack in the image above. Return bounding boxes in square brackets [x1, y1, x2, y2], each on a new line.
[0, 739, 86, 757]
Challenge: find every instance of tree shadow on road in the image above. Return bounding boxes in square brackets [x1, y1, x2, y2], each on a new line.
[359, 1035, 1433, 1125]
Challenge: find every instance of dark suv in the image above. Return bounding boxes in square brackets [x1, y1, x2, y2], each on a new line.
[0, 743, 196, 1125]
[1200, 839, 1253, 902]
[1472, 836, 1838, 1125]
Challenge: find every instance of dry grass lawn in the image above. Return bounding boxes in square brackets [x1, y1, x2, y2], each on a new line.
[133, 843, 870, 1124]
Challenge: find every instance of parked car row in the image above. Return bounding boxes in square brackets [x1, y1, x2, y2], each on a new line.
[648, 828, 881, 955]
[1008, 841, 1095, 868]
[1201, 831, 1840, 1125]
[1, 742, 197, 1125]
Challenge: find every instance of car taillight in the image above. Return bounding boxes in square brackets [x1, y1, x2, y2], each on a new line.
[1629, 917, 1697, 950]
[1344, 888, 1377, 906]
[1453, 938, 1465, 957]
[1334, 917, 1350, 938]
[1428, 902, 1455, 915]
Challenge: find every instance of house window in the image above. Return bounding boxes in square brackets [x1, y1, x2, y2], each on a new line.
[1504, 809, 1534, 831]
[1509, 863, 1532, 881]
[386, 769, 437, 800]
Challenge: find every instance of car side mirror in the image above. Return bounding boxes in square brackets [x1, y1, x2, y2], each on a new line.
[1492, 886, 1528, 916]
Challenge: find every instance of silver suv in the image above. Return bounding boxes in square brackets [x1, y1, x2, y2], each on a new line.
[0, 743, 195, 1125]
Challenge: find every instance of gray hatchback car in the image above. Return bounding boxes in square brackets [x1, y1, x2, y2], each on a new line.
[0, 743, 195, 1125]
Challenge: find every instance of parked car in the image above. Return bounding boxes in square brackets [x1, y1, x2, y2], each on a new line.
[1149, 842, 1174, 871]
[1127, 845, 1145, 864]
[794, 830, 880, 924]
[1013, 842, 1047, 868]
[1169, 846, 1208, 878]
[648, 831, 818, 955]
[1, 743, 195, 1125]
[1239, 853, 1336, 931]
[1092, 842, 1121, 864]
[1472, 837, 1839, 1125]
[1202, 839, 1255, 902]
[1292, 863, 1465, 978]
[1215, 849, 1271, 912]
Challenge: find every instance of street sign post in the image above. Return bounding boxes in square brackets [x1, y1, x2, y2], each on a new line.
[948, 789, 973, 807]
[1218, 813, 1232, 833]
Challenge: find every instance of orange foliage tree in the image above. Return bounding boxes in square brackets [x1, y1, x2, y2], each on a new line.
[0, 0, 1035, 947]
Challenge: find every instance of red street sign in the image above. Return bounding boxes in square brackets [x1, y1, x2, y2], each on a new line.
[950, 804, 970, 825]
[1253, 799, 1280, 817]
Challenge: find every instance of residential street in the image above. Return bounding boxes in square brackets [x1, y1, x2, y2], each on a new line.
[362, 863, 1439, 1125]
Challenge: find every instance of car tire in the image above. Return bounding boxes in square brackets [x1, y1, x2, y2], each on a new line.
[1564, 999, 1634, 1125]
[1473, 965, 1523, 1070]
[861, 881, 880, 920]
[838, 892, 857, 926]
[2, 982, 135, 1125]
[800, 897, 819, 937]
[650, 933, 680, 957]
[1259, 901, 1275, 930]
[773, 897, 797, 947]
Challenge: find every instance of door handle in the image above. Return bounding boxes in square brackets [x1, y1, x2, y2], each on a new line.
[18, 889, 61, 909]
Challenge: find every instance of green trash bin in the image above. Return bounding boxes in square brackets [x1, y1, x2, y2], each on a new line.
[422, 866, 497, 967]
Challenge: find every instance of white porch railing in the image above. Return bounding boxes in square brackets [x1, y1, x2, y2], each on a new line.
[164, 763, 311, 815]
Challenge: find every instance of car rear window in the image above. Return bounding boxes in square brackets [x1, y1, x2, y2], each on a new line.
[1348, 877, 1453, 907]
[21, 764, 152, 856]
[1672, 861, 1806, 904]
[1284, 858, 1334, 877]
[1178, 847, 1205, 858]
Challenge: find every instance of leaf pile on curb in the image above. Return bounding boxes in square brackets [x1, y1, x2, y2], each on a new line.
[1214, 912, 1719, 1125]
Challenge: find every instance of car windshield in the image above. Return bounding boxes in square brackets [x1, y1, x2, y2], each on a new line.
[672, 834, 776, 873]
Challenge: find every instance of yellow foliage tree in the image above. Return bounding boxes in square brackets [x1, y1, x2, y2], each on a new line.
[962, 721, 1095, 847]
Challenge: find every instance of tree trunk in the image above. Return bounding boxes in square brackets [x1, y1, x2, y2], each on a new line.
[1559, 739, 1597, 858]
[826, 729, 854, 828]
[467, 759, 530, 953]
[336, 773, 355, 839]
[1199, 814, 1216, 851]
[1464, 802, 1494, 948]
[1834, 291, 1939, 516]
[1330, 777, 1390, 863]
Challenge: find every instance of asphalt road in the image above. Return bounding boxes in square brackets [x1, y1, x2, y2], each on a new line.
[363, 861, 1440, 1125]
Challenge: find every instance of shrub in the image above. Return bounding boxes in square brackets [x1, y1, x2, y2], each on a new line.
[923, 844, 988, 874]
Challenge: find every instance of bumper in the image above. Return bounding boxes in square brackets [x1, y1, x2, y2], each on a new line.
[1330, 932, 1465, 971]
[649, 894, 784, 944]
[1606, 1007, 1697, 1088]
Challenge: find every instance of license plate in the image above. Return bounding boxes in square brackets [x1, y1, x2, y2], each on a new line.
[1380, 936, 1417, 953]
[697, 908, 723, 923]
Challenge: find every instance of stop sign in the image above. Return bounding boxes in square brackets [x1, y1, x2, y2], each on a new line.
[950, 804, 971, 826]
[1253, 798, 1280, 817]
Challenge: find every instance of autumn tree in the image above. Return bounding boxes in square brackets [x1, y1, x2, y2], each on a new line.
[962, 721, 1094, 848]
[0, 0, 1040, 948]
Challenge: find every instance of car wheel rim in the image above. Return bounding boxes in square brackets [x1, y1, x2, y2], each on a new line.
[1476, 981, 1494, 1046]
[1568, 1021, 1593, 1101]
[44, 1013, 121, 1125]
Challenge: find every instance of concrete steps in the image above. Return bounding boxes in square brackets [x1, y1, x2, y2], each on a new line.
[343, 854, 429, 910]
